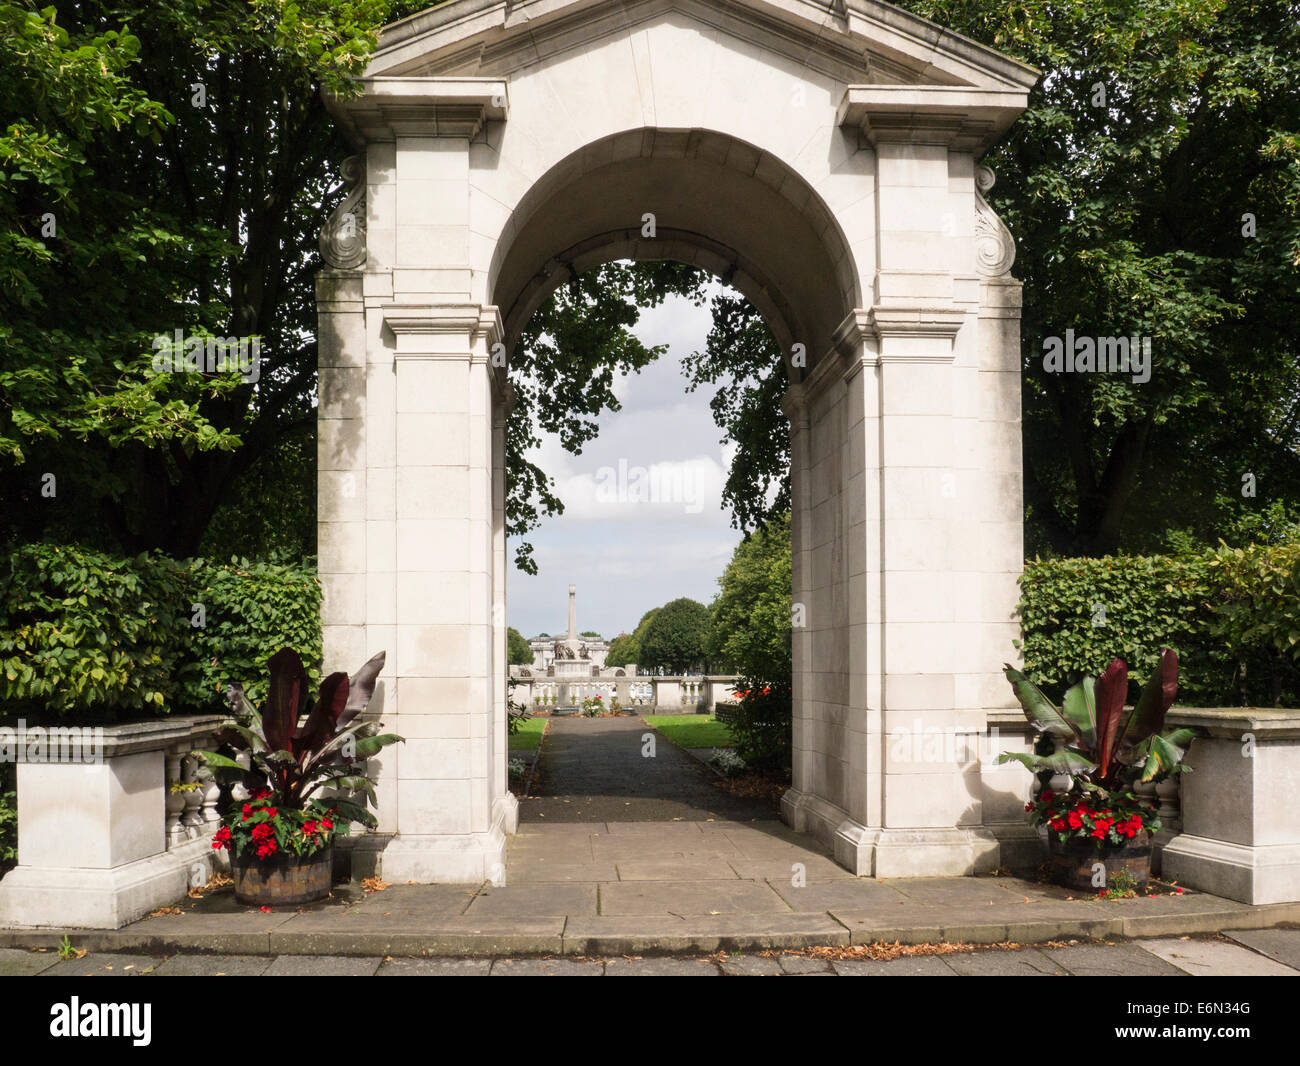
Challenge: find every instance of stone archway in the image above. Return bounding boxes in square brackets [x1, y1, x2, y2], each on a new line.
[316, 0, 1038, 883]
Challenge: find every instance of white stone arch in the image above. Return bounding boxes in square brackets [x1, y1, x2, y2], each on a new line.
[484, 126, 862, 366]
[316, 0, 1040, 884]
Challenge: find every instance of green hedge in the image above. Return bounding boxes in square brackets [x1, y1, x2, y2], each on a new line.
[0, 544, 320, 721]
[1018, 546, 1300, 707]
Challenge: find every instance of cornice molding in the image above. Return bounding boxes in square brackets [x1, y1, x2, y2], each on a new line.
[326, 78, 509, 146]
[837, 85, 1029, 153]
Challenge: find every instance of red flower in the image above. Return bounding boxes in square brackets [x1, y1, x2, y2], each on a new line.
[262, 807, 278, 819]
[1039, 790, 1055, 803]
[302, 821, 318, 836]
[321, 818, 334, 831]
[251, 823, 273, 840]
[1067, 811, 1084, 830]
[255, 840, 278, 858]
[212, 826, 232, 851]
[1049, 818, 1067, 831]
[254, 789, 272, 800]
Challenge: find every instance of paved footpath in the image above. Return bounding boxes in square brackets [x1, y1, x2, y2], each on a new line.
[3, 930, 1298, 975]
[521, 715, 775, 822]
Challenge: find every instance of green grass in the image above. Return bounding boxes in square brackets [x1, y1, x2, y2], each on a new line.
[508, 716, 547, 752]
[641, 714, 734, 749]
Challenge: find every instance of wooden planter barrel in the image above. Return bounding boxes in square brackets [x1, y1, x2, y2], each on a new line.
[1047, 833, 1152, 892]
[231, 845, 333, 907]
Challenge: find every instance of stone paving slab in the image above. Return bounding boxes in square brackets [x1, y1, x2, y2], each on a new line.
[465, 883, 598, 917]
[942, 945, 1068, 976]
[614, 859, 742, 881]
[489, 957, 604, 976]
[376, 957, 492, 976]
[0, 947, 59, 976]
[263, 955, 381, 977]
[597, 878, 792, 916]
[1039, 942, 1189, 976]
[39, 953, 163, 977]
[603, 957, 721, 976]
[150, 954, 273, 976]
[1227, 928, 1300, 969]
[832, 954, 957, 976]
[508, 861, 621, 883]
[1136, 937, 1300, 977]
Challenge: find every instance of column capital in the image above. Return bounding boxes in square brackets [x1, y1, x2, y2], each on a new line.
[382, 302, 503, 358]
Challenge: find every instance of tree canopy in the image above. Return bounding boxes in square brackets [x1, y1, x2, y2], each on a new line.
[5, 0, 1298, 569]
[637, 597, 711, 674]
[707, 513, 792, 684]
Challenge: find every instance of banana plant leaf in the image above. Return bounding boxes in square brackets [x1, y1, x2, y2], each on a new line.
[1003, 665, 1079, 740]
[996, 749, 1096, 776]
[1093, 658, 1129, 783]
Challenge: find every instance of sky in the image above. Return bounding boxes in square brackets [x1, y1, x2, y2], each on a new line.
[505, 285, 746, 640]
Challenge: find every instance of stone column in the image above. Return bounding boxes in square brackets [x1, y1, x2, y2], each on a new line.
[376, 301, 509, 883]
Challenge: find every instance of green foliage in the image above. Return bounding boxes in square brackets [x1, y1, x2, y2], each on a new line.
[506, 626, 534, 667]
[604, 632, 637, 668]
[638, 597, 710, 674]
[1019, 545, 1300, 706]
[0, 769, 15, 871]
[707, 513, 791, 681]
[0, 543, 194, 718]
[188, 557, 322, 710]
[199, 647, 398, 827]
[0, 543, 320, 720]
[895, 0, 1300, 556]
[726, 683, 792, 773]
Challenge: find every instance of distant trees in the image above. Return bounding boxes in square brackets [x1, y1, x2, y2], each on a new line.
[506, 627, 534, 667]
[637, 597, 711, 674]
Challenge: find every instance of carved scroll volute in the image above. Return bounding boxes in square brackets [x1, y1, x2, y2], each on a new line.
[974, 165, 1016, 278]
[320, 155, 367, 270]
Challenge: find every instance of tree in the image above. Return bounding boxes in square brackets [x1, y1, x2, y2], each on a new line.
[506, 627, 533, 667]
[895, 0, 1300, 555]
[708, 514, 792, 683]
[605, 633, 637, 668]
[638, 598, 710, 674]
[0, 0, 418, 557]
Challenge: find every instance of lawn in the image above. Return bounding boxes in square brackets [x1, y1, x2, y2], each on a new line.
[508, 716, 547, 752]
[641, 714, 734, 749]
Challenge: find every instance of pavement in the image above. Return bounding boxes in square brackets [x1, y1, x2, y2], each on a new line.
[2, 714, 1298, 967]
[4, 930, 1299, 976]
[521, 715, 772, 822]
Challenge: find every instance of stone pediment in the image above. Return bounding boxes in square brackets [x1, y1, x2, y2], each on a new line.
[368, 0, 1038, 91]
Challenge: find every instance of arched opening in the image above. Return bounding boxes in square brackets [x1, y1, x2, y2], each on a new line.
[492, 130, 860, 823]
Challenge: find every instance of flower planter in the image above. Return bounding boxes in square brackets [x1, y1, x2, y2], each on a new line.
[1047, 832, 1151, 892]
[230, 845, 333, 907]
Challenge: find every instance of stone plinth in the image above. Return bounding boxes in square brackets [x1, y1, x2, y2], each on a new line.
[1163, 708, 1300, 905]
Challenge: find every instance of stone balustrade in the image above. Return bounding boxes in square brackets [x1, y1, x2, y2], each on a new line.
[510, 675, 739, 713]
[0, 714, 227, 929]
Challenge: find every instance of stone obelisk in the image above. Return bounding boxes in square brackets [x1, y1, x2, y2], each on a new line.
[567, 583, 577, 642]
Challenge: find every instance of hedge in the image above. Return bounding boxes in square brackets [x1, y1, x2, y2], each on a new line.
[0, 544, 320, 721]
[1018, 545, 1300, 707]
